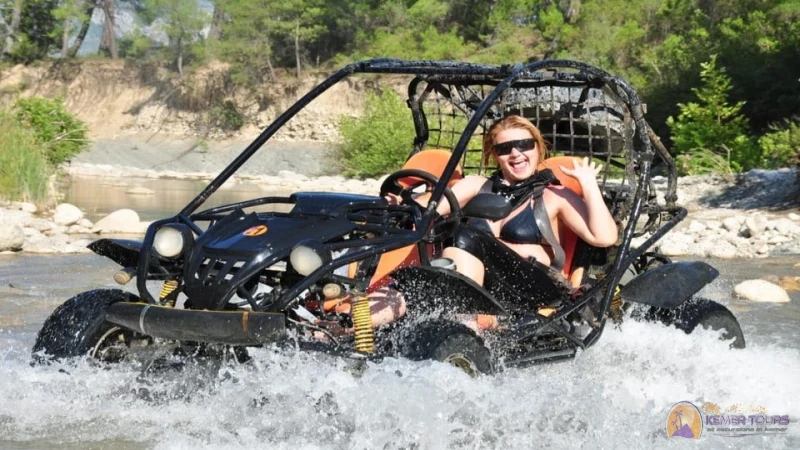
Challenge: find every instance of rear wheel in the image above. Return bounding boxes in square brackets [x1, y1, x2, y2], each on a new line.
[401, 320, 493, 376]
[32, 289, 148, 362]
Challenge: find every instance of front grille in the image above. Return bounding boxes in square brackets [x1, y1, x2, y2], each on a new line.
[185, 254, 248, 309]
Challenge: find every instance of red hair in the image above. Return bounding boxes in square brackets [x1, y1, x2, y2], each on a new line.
[482, 115, 548, 166]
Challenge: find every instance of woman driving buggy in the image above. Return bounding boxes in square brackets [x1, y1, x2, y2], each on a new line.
[433, 115, 619, 329]
[318, 115, 618, 337]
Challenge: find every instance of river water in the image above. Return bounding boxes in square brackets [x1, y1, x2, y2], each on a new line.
[1, 176, 799, 449]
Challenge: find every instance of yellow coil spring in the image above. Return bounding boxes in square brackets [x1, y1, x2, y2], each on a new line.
[609, 286, 623, 322]
[351, 296, 375, 353]
[160, 280, 179, 307]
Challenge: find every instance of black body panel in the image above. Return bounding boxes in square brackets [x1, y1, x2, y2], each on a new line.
[618, 261, 719, 309]
[392, 266, 509, 315]
[183, 210, 356, 310]
[88, 239, 143, 268]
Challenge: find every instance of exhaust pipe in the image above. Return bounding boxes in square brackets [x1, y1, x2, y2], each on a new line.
[106, 302, 286, 346]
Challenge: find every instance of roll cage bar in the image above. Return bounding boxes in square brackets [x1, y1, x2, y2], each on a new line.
[136, 58, 684, 348]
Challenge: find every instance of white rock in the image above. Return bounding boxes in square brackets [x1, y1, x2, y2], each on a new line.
[0, 223, 25, 251]
[687, 220, 707, 232]
[92, 209, 144, 234]
[744, 215, 768, 238]
[67, 225, 88, 234]
[733, 279, 791, 303]
[774, 218, 794, 235]
[707, 241, 738, 259]
[658, 232, 696, 256]
[11, 202, 37, 213]
[721, 217, 741, 232]
[768, 235, 791, 244]
[0, 209, 33, 227]
[44, 225, 68, 236]
[22, 227, 42, 237]
[789, 213, 800, 221]
[704, 220, 722, 230]
[52, 203, 84, 226]
[27, 218, 53, 232]
[756, 244, 770, 254]
[77, 218, 94, 228]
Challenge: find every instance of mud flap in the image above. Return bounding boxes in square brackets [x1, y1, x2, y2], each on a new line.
[617, 261, 718, 309]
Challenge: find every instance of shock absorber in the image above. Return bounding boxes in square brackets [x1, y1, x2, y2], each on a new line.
[609, 286, 623, 323]
[159, 280, 179, 307]
[350, 294, 374, 353]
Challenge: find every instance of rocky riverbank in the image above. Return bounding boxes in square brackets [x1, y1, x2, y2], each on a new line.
[2, 165, 798, 302]
[2, 166, 799, 257]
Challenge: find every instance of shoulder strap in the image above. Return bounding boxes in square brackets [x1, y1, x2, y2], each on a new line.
[532, 195, 565, 272]
[478, 179, 492, 194]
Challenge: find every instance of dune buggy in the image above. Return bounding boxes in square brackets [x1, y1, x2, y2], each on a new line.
[34, 59, 745, 374]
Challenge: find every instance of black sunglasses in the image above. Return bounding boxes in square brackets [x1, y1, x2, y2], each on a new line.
[493, 138, 536, 156]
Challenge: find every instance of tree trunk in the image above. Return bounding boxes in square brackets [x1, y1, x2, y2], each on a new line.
[68, 3, 96, 58]
[207, 4, 223, 41]
[295, 21, 301, 78]
[564, 0, 581, 23]
[177, 37, 184, 76]
[266, 56, 276, 80]
[61, 19, 70, 58]
[99, 0, 118, 59]
[3, 0, 23, 56]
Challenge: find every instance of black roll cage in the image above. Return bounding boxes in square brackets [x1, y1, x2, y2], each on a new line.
[133, 58, 685, 349]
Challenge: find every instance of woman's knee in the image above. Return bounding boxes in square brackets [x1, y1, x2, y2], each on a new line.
[443, 246, 485, 285]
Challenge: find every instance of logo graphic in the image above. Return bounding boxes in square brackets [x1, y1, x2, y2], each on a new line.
[243, 225, 268, 237]
[666, 402, 703, 439]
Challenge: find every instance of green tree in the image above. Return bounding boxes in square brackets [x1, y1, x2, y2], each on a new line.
[213, 0, 277, 86]
[8, 0, 59, 62]
[666, 56, 756, 174]
[269, 0, 327, 77]
[142, 0, 209, 74]
[338, 89, 415, 178]
[51, 0, 90, 58]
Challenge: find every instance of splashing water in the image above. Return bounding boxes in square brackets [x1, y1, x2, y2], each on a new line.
[1, 255, 799, 449]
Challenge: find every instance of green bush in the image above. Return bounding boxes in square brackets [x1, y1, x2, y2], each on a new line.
[209, 100, 245, 132]
[14, 96, 89, 166]
[758, 119, 800, 169]
[0, 114, 51, 203]
[338, 89, 416, 178]
[666, 56, 758, 175]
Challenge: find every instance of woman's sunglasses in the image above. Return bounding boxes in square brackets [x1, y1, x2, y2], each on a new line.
[493, 138, 536, 156]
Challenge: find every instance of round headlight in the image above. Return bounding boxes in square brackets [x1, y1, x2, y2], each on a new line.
[290, 240, 330, 276]
[153, 225, 186, 258]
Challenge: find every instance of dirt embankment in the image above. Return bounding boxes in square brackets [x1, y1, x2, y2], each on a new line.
[0, 60, 393, 143]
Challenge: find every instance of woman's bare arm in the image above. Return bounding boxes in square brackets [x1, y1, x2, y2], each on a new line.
[555, 158, 618, 247]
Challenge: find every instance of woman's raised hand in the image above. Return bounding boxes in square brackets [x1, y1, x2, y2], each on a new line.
[559, 157, 603, 186]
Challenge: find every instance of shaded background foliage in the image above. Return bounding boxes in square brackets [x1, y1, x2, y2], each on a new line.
[0, 0, 798, 178]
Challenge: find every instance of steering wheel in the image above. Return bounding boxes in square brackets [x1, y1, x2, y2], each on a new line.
[379, 169, 461, 217]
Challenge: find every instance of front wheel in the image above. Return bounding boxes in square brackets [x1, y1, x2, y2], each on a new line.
[400, 320, 493, 376]
[32, 289, 145, 362]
